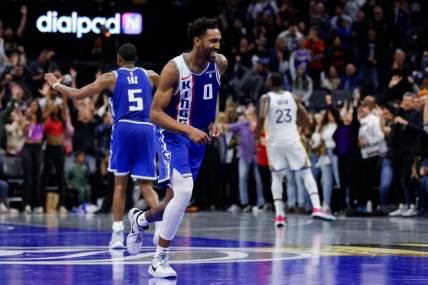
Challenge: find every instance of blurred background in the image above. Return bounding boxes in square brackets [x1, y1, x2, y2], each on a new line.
[1, 0, 428, 219]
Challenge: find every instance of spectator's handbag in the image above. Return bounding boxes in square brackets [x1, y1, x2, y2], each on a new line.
[361, 140, 387, 159]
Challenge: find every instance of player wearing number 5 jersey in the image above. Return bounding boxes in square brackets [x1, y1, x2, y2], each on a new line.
[258, 72, 335, 227]
[44, 43, 161, 249]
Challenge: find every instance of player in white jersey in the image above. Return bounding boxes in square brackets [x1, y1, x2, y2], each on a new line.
[258, 72, 335, 226]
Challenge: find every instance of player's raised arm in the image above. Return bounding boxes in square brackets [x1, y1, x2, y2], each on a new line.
[150, 61, 210, 144]
[44, 72, 115, 100]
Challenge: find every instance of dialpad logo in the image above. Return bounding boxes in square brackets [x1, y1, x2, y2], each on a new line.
[36, 11, 143, 38]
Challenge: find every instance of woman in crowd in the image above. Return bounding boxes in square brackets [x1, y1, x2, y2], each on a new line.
[21, 99, 44, 214]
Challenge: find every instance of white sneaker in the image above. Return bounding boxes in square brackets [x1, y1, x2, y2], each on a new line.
[312, 209, 336, 222]
[109, 230, 125, 249]
[322, 204, 332, 214]
[59, 206, 68, 214]
[34, 207, 44, 214]
[389, 204, 406, 217]
[0, 203, 8, 213]
[227, 204, 240, 213]
[402, 204, 417, 217]
[126, 208, 147, 255]
[24, 205, 32, 214]
[148, 253, 177, 278]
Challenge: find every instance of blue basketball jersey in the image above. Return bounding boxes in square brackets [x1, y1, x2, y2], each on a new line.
[165, 54, 220, 131]
[110, 67, 153, 123]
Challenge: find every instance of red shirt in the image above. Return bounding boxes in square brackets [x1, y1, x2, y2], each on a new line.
[257, 132, 269, 167]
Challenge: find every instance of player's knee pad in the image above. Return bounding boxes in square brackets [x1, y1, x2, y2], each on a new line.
[271, 171, 285, 200]
[171, 169, 193, 205]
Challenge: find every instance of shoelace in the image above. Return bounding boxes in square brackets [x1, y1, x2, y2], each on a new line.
[154, 252, 170, 267]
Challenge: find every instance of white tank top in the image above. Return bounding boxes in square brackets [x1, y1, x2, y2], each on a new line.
[266, 90, 300, 143]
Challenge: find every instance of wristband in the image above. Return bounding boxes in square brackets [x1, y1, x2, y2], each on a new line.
[52, 82, 60, 90]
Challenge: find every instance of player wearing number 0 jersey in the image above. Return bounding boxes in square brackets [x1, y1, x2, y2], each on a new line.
[258, 72, 335, 227]
[44, 43, 161, 250]
[125, 18, 227, 279]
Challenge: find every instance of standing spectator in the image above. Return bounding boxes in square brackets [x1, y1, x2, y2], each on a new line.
[5, 109, 24, 155]
[277, 25, 303, 54]
[289, 42, 311, 81]
[257, 131, 272, 210]
[328, 95, 361, 211]
[304, 27, 325, 87]
[29, 49, 58, 95]
[385, 89, 423, 217]
[358, 97, 385, 212]
[329, 36, 347, 74]
[359, 29, 383, 92]
[223, 105, 265, 211]
[21, 99, 44, 214]
[42, 91, 68, 213]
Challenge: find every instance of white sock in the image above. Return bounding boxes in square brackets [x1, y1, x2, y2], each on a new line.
[112, 221, 124, 232]
[297, 168, 321, 210]
[137, 212, 149, 227]
[159, 169, 193, 241]
[274, 200, 284, 217]
[271, 171, 285, 216]
[155, 245, 169, 256]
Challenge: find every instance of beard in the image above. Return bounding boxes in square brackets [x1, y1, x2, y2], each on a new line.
[201, 42, 218, 62]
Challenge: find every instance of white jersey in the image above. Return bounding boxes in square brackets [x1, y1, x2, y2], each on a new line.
[266, 90, 300, 143]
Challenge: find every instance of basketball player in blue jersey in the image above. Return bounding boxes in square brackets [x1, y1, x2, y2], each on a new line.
[125, 18, 227, 278]
[44, 43, 162, 249]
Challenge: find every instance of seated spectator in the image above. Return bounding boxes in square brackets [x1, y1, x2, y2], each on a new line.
[321, 65, 341, 92]
[0, 179, 8, 213]
[292, 63, 313, 105]
[66, 151, 91, 209]
[340, 63, 361, 91]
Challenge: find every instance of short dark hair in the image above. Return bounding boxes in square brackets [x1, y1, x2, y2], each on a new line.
[187, 17, 218, 41]
[270, 72, 284, 87]
[117, 43, 137, 62]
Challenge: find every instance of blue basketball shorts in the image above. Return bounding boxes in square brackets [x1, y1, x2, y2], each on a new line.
[156, 127, 206, 185]
[108, 120, 156, 180]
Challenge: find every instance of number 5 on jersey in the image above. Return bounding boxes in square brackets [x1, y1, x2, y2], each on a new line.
[128, 89, 143, 111]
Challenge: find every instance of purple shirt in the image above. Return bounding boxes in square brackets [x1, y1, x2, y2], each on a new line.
[335, 126, 352, 156]
[228, 120, 257, 163]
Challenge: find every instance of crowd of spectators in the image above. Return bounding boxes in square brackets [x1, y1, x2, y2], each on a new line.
[0, 1, 428, 218]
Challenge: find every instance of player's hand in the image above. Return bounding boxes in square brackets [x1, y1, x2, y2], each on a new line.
[210, 123, 223, 139]
[186, 126, 211, 144]
[44, 73, 60, 88]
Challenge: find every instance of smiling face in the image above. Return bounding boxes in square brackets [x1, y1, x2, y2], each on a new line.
[195, 28, 222, 62]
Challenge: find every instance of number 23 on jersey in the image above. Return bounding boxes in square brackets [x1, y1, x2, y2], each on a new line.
[275, 108, 291, 124]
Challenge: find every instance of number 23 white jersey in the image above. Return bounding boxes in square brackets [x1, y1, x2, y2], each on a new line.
[266, 91, 300, 143]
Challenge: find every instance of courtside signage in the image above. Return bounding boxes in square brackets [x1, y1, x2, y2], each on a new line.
[36, 11, 143, 38]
